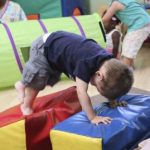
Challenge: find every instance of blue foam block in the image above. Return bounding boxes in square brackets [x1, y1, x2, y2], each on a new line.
[53, 94, 150, 150]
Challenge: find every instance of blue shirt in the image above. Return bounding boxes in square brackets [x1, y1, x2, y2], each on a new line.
[109, 0, 150, 32]
[44, 31, 113, 83]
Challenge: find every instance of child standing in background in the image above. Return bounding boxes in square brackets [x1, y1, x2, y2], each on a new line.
[103, 11, 122, 58]
[102, 0, 150, 68]
[0, 0, 27, 23]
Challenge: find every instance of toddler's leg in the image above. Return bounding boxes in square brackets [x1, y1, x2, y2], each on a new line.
[21, 87, 39, 115]
[18, 36, 48, 115]
[15, 81, 25, 103]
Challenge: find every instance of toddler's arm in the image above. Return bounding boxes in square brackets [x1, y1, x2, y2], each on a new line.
[76, 77, 112, 125]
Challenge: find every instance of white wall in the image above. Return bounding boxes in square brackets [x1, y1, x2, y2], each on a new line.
[89, 0, 107, 14]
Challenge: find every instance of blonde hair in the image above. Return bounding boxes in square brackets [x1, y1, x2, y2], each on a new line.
[100, 58, 133, 100]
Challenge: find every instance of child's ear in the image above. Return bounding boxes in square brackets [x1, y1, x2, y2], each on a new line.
[96, 70, 104, 81]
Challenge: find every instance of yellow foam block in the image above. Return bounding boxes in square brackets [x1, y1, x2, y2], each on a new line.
[50, 130, 102, 150]
[0, 120, 26, 150]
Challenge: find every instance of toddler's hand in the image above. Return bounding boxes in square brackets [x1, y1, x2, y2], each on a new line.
[91, 116, 112, 125]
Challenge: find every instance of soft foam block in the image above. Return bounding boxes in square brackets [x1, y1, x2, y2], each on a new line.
[51, 94, 150, 150]
[0, 87, 81, 150]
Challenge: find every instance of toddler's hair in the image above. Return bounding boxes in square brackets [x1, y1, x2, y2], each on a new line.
[100, 58, 133, 100]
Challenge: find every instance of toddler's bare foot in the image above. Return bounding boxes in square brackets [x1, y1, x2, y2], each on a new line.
[15, 81, 25, 103]
[20, 104, 33, 115]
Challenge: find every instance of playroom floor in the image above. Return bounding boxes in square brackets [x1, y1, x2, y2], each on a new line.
[0, 44, 150, 112]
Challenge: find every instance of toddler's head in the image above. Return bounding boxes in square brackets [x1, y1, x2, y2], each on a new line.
[91, 58, 133, 100]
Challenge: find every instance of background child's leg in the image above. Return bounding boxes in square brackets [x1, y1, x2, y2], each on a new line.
[122, 57, 134, 67]
[21, 87, 39, 115]
[121, 25, 150, 67]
